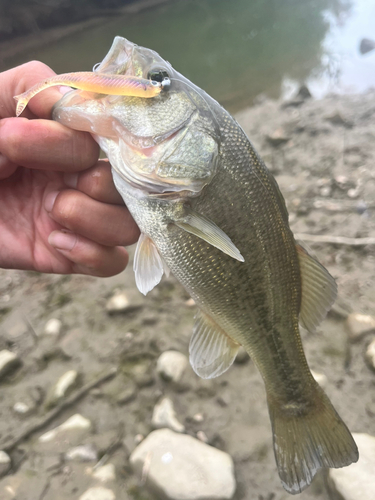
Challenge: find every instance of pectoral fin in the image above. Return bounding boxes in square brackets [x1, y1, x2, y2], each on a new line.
[297, 244, 337, 332]
[189, 309, 240, 379]
[134, 233, 165, 295]
[174, 210, 244, 262]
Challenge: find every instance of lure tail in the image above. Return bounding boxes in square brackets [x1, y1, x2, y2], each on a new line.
[267, 386, 358, 495]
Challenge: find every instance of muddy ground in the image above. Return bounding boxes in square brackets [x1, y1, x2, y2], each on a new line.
[0, 90, 375, 500]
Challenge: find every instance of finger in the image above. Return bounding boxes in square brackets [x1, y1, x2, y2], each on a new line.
[45, 189, 140, 247]
[0, 153, 17, 180]
[48, 230, 129, 277]
[0, 117, 99, 172]
[64, 160, 124, 205]
[0, 60, 63, 119]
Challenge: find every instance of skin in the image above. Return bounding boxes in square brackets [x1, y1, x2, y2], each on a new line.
[0, 61, 140, 276]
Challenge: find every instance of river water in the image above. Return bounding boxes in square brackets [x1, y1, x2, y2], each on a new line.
[4, 0, 375, 112]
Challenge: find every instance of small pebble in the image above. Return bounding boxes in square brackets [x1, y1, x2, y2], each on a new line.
[0, 350, 21, 380]
[185, 298, 195, 307]
[346, 313, 375, 341]
[79, 486, 115, 500]
[116, 386, 136, 405]
[0, 450, 11, 477]
[47, 370, 79, 407]
[197, 431, 209, 443]
[43, 318, 62, 336]
[152, 397, 185, 433]
[365, 339, 375, 371]
[106, 290, 130, 314]
[156, 350, 188, 383]
[192, 413, 205, 423]
[65, 444, 98, 462]
[13, 401, 34, 416]
[266, 127, 291, 146]
[134, 434, 144, 445]
[38, 414, 92, 452]
[92, 463, 116, 483]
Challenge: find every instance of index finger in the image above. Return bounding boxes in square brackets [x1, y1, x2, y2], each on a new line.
[0, 61, 66, 119]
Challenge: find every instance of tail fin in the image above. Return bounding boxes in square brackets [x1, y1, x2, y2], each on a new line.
[268, 387, 358, 495]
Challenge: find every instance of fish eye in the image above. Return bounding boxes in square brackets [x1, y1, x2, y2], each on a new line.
[147, 68, 170, 83]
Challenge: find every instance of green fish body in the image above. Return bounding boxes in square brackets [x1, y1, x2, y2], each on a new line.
[53, 37, 358, 494]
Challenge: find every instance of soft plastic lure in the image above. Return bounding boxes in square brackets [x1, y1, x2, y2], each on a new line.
[14, 71, 163, 116]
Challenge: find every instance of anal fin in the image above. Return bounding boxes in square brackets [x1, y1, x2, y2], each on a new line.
[297, 244, 337, 332]
[189, 309, 240, 379]
[134, 233, 165, 295]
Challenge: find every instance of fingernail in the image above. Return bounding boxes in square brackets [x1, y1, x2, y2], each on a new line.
[48, 230, 77, 251]
[44, 191, 59, 212]
[63, 173, 78, 188]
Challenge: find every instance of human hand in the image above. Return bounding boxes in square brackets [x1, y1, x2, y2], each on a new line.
[0, 61, 139, 276]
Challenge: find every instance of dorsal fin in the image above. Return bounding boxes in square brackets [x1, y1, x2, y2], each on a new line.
[133, 233, 164, 295]
[296, 244, 337, 332]
[189, 309, 240, 379]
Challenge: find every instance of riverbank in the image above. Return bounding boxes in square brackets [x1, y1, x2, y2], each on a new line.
[0, 90, 374, 500]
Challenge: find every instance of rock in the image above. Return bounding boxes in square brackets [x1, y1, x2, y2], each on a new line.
[156, 351, 188, 383]
[192, 413, 204, 423]
[0, 350, 21, 380]
[79, 487, 115, 500]
[116, 385, 136, 405]
[65, 444, 98, 462]
[0, 451, 11, 477]
[295, 84, 312, 100]
[266, 127, 291, 146]
[38, 413, 92, 452]
[152, 397, 185, 433]
[346, 313, 375, 341]
[91, 463, 116, 483]
[311, 370, 327, 389]
[365, 339, 375, 371]
[130, 428, 236, 500]
[106, 289, 143, 314]
[196, 431, 209, 443]
[46, 369, 79, 407]
[43, 318, 62, 336]
[328, 433, 375, 500]
[185, 298, 195, 307]
[13, 400, 35, 417]
[359, 38, 375, 55]
[325, 111, 352, 128]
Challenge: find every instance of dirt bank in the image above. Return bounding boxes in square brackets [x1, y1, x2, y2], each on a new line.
[0, 90, 374, 500]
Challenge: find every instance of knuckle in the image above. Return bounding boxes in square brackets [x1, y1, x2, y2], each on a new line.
[53, 191, 80, 223]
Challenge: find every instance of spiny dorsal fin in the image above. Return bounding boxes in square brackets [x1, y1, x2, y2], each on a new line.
[174, 210, 244, 262]
[134, 233, 164, 295]
[189, 309, 240, 379]
[297, 244, 337, 332]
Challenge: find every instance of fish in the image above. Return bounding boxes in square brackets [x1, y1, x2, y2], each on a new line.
[50, 37, 358, 494]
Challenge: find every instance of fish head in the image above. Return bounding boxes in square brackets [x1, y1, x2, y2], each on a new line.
[53, 36, 220, 196]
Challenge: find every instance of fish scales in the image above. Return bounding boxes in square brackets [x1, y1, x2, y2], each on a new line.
[50, 36, 358, 495]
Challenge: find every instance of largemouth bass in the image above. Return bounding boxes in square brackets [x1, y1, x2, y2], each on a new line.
[51, 37, 358, 494]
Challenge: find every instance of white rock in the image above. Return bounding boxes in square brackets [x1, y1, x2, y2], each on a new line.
[79, 486, 115, 500]
[106, 290, 129, 313]
[38, 414, 92, 452]
[152, 397, 185, 433]
[92, 463, 116, 483]
[197, 431, 209, 443]
[47, 370, 79, 407]
[0, 350, 21, 379]
[13, 402, 32, 415]
[156, 351, 188, 383]
[329, 433, 375, 500]
[311, 370, 327, 388]
[65, 444, 98, 462]
[130, 429, 236, 500]
[365, 339, 375, 371]
[43, 318, 62, 336]
[346, 313, 375, 341]
[192, 413, 204, 423]
[0, 451, 11, 477]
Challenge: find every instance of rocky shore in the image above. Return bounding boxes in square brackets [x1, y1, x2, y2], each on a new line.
[0, 90, 374, 500]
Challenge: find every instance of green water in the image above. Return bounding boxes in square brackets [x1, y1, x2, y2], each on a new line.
[5, 0, 370, 112]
